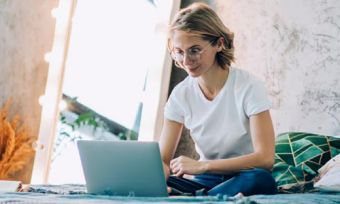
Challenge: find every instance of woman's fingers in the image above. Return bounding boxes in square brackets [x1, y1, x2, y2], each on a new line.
[167, 187, 172, 193]
[170, 157, 179, 172]
[171, 164, 180, 174]
[175, 169, 184, 177]
[171, 163, 184, 177]
[170, 156, 190, 176]
[170, 157, 180, 168]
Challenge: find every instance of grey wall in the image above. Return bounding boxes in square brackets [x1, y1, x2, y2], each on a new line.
[217, 0, 340, 136]
[0, 0, 58, 182]
[172, 0, 340, 159]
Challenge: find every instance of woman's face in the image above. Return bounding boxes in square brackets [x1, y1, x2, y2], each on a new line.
[171, 30, 220, 77]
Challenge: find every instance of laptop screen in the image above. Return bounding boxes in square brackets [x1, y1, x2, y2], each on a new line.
[77, 140, 168, 197]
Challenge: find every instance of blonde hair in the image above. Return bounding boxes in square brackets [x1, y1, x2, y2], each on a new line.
[168, 3, 235, 69]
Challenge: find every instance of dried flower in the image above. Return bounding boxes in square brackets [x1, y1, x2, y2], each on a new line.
[0, 100, 36, 180]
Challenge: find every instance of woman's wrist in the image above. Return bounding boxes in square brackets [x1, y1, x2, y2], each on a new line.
[200, 160, 211, 173]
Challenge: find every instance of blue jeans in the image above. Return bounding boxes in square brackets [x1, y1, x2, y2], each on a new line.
[167, 168, 277, 196]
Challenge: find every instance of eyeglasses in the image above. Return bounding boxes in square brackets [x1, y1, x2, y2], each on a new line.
[170, 42, 212, 63]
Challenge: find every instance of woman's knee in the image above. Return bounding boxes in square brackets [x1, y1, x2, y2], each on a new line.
[241, 168, 277, 194]
[244, 168, 272, 178]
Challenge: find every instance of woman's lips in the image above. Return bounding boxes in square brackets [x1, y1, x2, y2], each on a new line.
[188, 66, 198, 71]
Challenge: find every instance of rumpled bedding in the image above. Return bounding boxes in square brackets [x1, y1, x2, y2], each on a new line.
[0, 184, 339, 204]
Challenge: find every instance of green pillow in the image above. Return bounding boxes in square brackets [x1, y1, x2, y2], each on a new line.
[272, 132, 340, 193]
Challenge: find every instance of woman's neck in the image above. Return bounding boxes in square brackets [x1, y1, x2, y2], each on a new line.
[198, 65, 229, 100]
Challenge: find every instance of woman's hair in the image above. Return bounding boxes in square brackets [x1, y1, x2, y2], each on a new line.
[168, 3, 235, 69]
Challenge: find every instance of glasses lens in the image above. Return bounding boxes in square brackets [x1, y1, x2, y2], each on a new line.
[187, 49, 201, 60]
[171, 43, 209, 62]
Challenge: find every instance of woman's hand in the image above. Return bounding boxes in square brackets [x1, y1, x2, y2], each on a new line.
[170, 156, 209, 177]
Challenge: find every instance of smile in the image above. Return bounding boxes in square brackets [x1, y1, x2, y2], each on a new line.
[188, 66, 199, 71]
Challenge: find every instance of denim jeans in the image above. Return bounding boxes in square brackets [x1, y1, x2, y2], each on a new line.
[167, 168, 277, 196]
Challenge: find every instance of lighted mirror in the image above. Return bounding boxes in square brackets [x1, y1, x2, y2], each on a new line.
[32, 0, 179, 184]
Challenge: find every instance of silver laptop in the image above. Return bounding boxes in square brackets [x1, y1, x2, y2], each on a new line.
[77, 140, 168, 197]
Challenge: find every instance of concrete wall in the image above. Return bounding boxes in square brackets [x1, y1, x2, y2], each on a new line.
[0, 0, 58, 182]
[172, 0, 340, 159]
[216, 0, 340, 136]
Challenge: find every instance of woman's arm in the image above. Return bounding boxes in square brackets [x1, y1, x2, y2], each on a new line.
[159, 118, 183, 179]
[170, 110, 275, 176]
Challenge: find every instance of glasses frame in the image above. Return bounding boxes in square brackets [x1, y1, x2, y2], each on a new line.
[170, 42, 212, 64]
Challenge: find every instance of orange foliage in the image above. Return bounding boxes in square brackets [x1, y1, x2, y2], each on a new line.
[0, 101, 36, 180]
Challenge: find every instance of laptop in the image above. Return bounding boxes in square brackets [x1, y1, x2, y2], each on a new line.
[77, 140, 168, 197]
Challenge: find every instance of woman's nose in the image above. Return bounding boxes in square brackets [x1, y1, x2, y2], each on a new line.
[182, 53, 195, 66]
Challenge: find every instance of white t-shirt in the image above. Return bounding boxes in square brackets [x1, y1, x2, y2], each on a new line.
[164, 67, 271, 161]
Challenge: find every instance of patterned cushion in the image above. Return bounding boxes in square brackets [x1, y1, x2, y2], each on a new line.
[272, 132, 340, 193]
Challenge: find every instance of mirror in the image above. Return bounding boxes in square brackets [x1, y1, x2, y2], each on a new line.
[48, 0, 157, 184]
[32, 0, 179, 185]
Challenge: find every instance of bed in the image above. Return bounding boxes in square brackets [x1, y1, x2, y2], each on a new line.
[0, 184, 339, 204]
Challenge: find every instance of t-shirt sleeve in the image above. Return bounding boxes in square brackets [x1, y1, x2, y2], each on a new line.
[164, 87, 185, 124]
[243, 80, 271, 117]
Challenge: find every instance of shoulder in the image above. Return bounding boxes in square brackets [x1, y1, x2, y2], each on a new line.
[231, 67, 260, 83]
[230, 67, 271, 115]
[170, 76, 195, 97]
[164, 76, 194, 122]
[230, 67, 265, 90]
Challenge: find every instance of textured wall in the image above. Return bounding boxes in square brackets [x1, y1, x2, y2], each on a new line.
[216, 0, 340, 136]
[0, 0, 58, 182]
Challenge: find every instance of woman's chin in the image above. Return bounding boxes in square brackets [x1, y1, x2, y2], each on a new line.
[186, 68, 201, 77]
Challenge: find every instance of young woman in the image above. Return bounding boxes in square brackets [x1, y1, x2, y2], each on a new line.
[159, 3, 277, 196]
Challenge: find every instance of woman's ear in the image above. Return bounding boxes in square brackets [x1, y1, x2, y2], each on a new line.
[217, 37, 225, 52]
